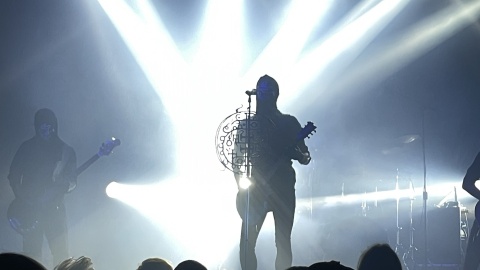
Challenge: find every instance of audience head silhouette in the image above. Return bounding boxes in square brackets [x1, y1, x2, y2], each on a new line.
[357, 243, 402, 270]
[309, 260, 354, 270]
[174, 259, 207, 270]
[137, 257, 174, 270]
[0, 252, 47, 270]
[286, 260, 353, 270]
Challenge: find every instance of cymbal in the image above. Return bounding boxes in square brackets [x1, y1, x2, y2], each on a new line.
[381, 134, 421, 155]
[396, 134, 420, 144]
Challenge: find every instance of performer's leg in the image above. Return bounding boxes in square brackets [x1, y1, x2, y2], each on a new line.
[23, 228, 44, 263]
[240, 214, 267, 270]
[272, 189, 296, 270]
[464, 219, 480, 270]
[44, 204, 68, 266]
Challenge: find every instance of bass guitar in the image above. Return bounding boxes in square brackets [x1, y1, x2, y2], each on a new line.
[235, 121, 316, 223]
[8, 137, 121, 235]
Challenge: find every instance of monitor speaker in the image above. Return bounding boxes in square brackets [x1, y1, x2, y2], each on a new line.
[414, 206, 461, 265]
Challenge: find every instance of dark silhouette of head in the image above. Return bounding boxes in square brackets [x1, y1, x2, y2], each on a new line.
[357, 243, 402, 270]
[0, 252, 47, 270]
[256, 74, 279, 112]
[286, 261, 353, 270]
[137, 257, 173, 270]
[309, 260, 354, 270]
[174, 259, 207, 270]
[34, 108, 58, 140]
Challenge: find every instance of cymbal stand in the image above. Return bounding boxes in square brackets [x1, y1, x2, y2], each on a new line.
[394, 169, 405, 257]
[402, 178, 417, 270]
[361, 191, 367, 217]
[421, 109, 429, 270]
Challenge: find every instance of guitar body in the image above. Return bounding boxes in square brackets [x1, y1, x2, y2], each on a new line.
[235, 122, 316, 222]
[7, 137, 120, 235]
[8, 198, 40, 235]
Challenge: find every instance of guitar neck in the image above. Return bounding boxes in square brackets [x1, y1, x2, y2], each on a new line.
[76, 154, 100, 176]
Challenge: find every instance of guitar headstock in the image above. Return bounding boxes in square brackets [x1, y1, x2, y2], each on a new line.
[98, 137, 121, 157]
[296, 121, 317, 141]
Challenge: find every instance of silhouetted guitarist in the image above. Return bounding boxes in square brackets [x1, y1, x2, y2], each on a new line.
[462, 151, 480, 270]
[234, 75, 312, 270]
[8, 108, 76, 265]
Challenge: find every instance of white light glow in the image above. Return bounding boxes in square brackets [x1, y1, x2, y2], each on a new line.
[96, 0, 411, 264]
[332, 0, 480, 97]
[95, 0, 480, 266]
[105, 173, 240, 268]
[192, 0, 245, 75]
[244, 0, 332, 104]
[298, 181, 465, 209]
[238, 176, 252, 190]
[289, 0, 409, 106]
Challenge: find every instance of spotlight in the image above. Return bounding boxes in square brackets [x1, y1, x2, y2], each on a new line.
[238, 176, 252, 190]
[105, 181, 120, 198]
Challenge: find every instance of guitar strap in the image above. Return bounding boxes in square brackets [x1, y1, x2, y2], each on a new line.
[53, 144, 77, 193]
[63, 145, 77, 193]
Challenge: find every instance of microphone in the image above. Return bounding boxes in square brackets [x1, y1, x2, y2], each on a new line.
[245, 89, 256, 95]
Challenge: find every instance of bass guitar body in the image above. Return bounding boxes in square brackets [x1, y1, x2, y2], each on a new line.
[7, 199, 40, 235]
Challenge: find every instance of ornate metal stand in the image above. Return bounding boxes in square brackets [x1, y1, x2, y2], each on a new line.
[215, 92, 259, 269]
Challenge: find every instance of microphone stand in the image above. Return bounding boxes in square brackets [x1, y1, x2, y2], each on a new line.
[214, 89, 259, 269]
[242, 92, 254, 269]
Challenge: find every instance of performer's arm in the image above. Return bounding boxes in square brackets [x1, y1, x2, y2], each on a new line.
[63, 146, 77, 192]
[462, 152, 480, 200]
[288, 117, 311, 165]
[46, 145, 78, 201]
[294, 140, 311, 165]
[8, 144, 26, 199]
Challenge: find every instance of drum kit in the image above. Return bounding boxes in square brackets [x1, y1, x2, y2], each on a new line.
[318, 134, 467, 270]
[360, 169, 418, 269]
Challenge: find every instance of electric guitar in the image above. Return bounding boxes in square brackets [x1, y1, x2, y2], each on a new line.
[7, 137, 121, 235]
[235, 121, 316, 223]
